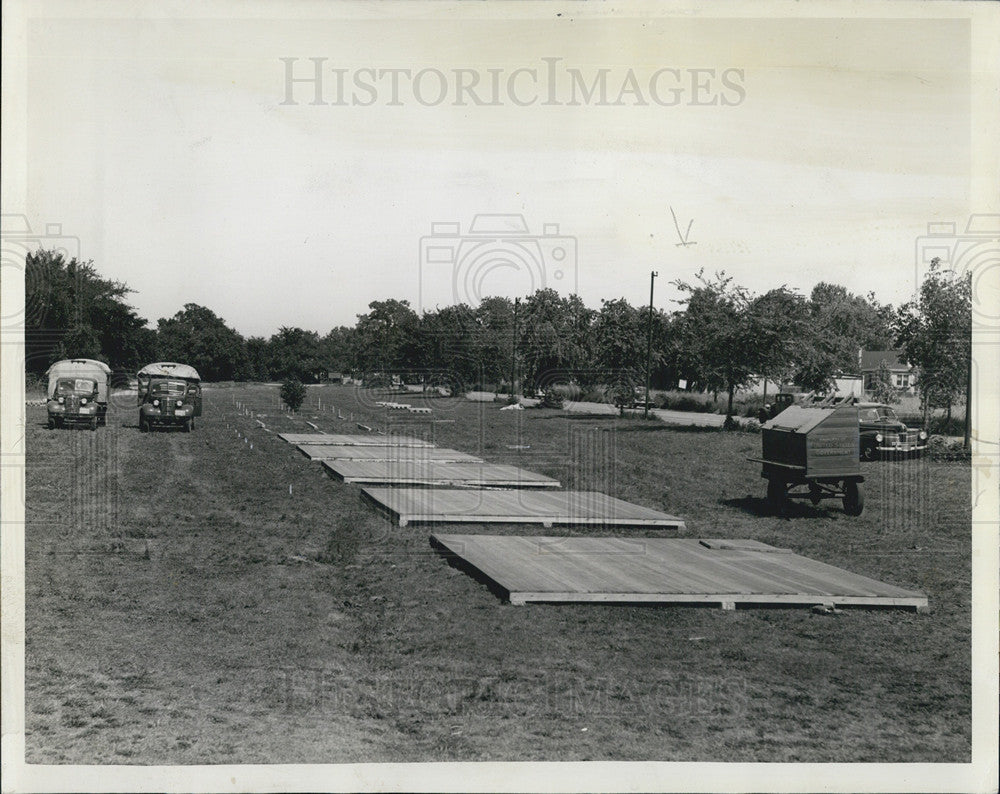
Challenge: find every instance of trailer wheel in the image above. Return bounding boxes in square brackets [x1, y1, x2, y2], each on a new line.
[843, 480, 864, 516]
[766, 479, 786, 513]
[808, 483, 823, 505]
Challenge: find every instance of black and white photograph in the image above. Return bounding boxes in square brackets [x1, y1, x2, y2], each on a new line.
[2, 1, 998, 792]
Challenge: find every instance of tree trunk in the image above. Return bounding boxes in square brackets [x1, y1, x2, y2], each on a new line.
[725, 383, 736, 429]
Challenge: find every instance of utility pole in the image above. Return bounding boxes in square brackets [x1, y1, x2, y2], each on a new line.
[644, 271, 658, 419]
[510, 297, 519, 401]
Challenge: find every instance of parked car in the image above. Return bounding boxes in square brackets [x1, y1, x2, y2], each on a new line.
[758, 392, 800, 423]
[45, 358, 111, 430]
[137, 362, 202, 432]
[856, 402, 928, 460]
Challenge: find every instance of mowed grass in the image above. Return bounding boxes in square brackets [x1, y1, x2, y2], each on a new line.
[24, 384, 971, 763]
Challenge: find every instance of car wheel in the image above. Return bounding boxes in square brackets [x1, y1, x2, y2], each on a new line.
[183, 419, 191, 433]
[91, 418, 98, 431]
[843, 481, 864, 516]
[860, 441, 877, 461]
[139, 417, 148, 433]
[47, 418, 55, 429]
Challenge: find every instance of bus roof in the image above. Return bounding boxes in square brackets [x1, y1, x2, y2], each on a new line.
[138, 362, 201, 381]
[46, 359, 111, 377]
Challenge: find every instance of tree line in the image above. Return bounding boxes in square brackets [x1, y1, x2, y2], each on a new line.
[23, 250, 970, 421]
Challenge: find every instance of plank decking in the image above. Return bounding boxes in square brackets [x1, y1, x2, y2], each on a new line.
[278, 433, 433, 446]
[324, 461, 559, 488]
[363, 488, 685, 528]
[298, 444, 483, 463]
[430, 534, 929, 611]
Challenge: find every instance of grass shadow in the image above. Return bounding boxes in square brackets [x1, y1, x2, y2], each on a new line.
[429, 535, 511, 603]
[721, 496, 832, 519]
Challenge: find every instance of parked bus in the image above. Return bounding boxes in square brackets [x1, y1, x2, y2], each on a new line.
[137, 362, 202, 432]
[45, 359, 111, 430]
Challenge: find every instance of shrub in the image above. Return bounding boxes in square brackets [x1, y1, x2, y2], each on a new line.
[280, 378, 306, 412]
[654, 391, 721, 414]
[926, 434, 971, 462]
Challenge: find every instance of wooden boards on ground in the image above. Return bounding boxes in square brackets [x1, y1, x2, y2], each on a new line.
[430, 534, 929, 611]
[363, 488, 685, 528]
[278, 433, 433, 446]
[325, 461, 559, 488]
[298, 444, 482, 463]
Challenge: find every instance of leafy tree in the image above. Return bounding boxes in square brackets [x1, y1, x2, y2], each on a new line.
[267, 326, 324, 382]
[243, 336, 271, 381]
[671, 271, 755, 425]
[517, 289, 594, 388]
[894, 258, 971, 428]
[320, 326, 357, 376]
[280, 378, 307, 412]
[747, 287, 811, 393]
[867, 358, 901, 405]
[156, 303, 248, 381]
[24, 249, 153, 374]
[418, 304, 481, 390]
[591, 297, 648, 381]
[796, 283, 893, 391]
[352, 299, 421, 374]
[474, 296, 516, 387]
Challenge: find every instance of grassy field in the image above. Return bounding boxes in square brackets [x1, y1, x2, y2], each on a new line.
[24, 384, 971, 763]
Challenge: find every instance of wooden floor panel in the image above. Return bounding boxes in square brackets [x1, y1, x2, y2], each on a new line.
[430, 534, 928, 611]
[278, 433, 434, 446]
[298, 445, 482, 463]
[323, 460, 559, 488]
[363, 488, 685, 528]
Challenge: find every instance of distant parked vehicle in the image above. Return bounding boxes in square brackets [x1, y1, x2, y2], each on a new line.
[137, 362, 202, 432]
[45, 359, 111, 430]
[856, 402, 928, 460]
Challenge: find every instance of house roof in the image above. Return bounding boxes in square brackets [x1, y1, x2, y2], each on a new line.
[859, 349, 911, 372]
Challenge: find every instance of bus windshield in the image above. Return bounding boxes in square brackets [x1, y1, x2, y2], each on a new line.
[55, 378, 97, 395]
[149, 379, 188, 396]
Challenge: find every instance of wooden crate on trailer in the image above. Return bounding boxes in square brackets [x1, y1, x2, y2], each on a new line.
[751, 403, 865, 515]
[762, 404, 860, 478]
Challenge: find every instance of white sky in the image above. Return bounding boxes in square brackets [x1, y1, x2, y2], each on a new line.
[12, 7, 980, 337]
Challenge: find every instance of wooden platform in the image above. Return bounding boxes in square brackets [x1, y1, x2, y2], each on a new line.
[363, 488, 685, 528]
[298, 444, 482, 463]
[278, 433, 433, 446]
[325, 461, 559, 487]
[430, 534, 929, 611]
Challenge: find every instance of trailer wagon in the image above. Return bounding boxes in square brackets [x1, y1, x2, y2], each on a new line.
[748, 403, 865, 515]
